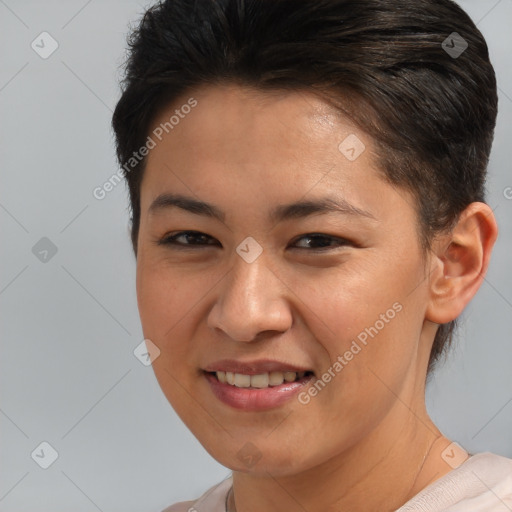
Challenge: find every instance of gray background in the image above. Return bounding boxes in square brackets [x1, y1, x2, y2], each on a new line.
[0, 0, 511, 510]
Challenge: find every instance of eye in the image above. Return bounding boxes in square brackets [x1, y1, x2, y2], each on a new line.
[157, 231, 352, 251]
[157, 231, 221, 248]
[290, 233, 352, 251]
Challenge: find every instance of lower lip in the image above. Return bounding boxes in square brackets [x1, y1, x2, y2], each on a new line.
[204, 372, 314, 411]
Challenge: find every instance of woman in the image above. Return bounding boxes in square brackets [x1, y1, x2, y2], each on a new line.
[112, 0, 512, 510]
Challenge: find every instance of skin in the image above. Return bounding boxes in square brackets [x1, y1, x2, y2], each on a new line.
[135, 84, 498, 512]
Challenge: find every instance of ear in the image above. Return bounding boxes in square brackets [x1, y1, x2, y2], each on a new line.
[425, 202, 498, 324]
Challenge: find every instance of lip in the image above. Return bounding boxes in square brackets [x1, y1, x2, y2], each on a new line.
[203, 359, 312, 375]
[202, 359, 315, 411]
[204, 372, 313, 411]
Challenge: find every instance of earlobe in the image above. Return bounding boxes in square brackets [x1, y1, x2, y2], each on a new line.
[425, 202, 498, 325]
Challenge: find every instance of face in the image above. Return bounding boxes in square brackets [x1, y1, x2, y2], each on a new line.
[136, 84, 434, 476]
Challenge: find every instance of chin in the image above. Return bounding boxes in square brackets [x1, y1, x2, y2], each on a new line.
[197, 433, 319, 477]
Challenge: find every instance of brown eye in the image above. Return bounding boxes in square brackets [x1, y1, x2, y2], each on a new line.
[158, 231, 221, 248]
[290, 233, 351, 251]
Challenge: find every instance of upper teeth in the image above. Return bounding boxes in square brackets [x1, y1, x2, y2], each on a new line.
[216, 371, 306, 388]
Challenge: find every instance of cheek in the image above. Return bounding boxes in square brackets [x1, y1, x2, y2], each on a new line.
[135, 259, 228, 380]
[136, 257, 202, 332]
[293, 251, 426, 389]
[136, 261, 196, 360]
[135, 263, 204, 417]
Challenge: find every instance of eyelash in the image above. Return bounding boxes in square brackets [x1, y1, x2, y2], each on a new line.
[157, 231, 352, 251]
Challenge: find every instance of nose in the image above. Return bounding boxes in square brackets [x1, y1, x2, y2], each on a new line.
[207, 252, 293, 342]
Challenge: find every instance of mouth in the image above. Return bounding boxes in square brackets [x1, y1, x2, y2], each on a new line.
[202, 362, 315, 411]
[207, 370, 314, 388]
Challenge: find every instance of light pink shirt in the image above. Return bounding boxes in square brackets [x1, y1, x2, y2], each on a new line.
[163, 452, 512, 512]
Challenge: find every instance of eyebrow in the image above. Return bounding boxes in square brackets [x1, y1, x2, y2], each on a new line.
[148, 193, 377, 223]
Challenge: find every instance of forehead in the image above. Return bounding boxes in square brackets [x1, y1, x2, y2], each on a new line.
[140, 84, 416, 228]
[154, 83, 356, 148]
[145, 83, 372, 182]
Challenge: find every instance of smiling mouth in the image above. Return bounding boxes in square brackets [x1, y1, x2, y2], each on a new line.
[206, 370, 315, 389]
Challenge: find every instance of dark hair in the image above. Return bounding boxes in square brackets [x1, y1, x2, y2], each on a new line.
[112, 0, 497, 374]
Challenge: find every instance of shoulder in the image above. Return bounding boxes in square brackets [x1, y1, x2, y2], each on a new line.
[161, 499, 196, 512]
[453, 452, 512, 491]
[161, 476, 233, 512]
[469, 451, 512, 472]
[397, 452, 512, 512]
